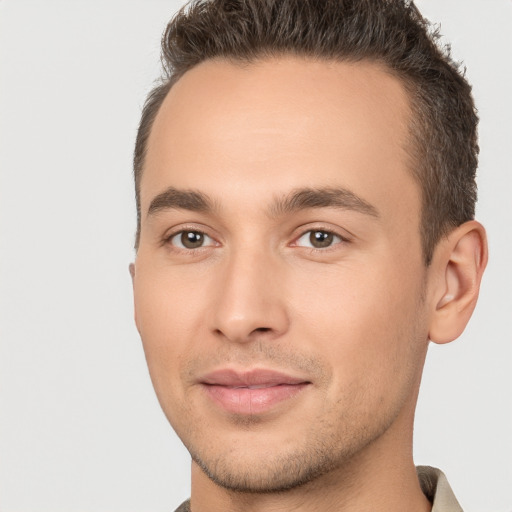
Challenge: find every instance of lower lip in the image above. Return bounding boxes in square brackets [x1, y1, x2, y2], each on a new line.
[202, 383, 309, 415]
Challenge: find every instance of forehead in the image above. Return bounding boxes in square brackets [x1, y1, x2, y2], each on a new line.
[141, 57, 418, 223]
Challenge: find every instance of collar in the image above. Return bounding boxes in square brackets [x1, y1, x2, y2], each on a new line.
[176, 466, 464, 512]
[417, 466, 464, 512]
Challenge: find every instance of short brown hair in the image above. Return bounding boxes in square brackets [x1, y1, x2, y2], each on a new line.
[134, 0, 478, 264]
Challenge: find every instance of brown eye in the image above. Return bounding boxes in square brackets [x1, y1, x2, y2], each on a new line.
[310, 231, 334, 248]
[169, 230, 214, 249]
[295, 230, 342, 249]
[181, 231, 204, 248]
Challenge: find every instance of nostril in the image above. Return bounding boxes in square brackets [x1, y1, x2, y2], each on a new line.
[254, 327, 271, 333]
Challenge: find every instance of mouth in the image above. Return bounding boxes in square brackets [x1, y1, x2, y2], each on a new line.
[200, 368, 311, 415]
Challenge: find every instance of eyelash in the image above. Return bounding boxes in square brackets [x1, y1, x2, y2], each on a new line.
[292, 227, 349, 251]
[163, 226, 349, 253]
[164, 227, 218, 252]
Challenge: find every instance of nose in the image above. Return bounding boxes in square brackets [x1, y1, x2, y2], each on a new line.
[209, 247, 290, 344]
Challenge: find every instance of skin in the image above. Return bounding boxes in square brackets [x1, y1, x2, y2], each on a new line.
[131, 57, 487, 512]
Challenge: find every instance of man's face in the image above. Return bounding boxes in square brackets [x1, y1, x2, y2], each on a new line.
[132, 57, 431, 491]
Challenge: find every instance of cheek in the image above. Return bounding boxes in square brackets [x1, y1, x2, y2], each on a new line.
[133, 266, 209, 400]
[134, 260, 209, 338]
[288, 260, 426, 396]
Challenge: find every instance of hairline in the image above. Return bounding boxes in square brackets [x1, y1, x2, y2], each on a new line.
[134, 54, 447, 263]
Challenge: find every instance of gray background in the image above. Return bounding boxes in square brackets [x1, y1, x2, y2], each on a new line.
[0, 1, 510, 511]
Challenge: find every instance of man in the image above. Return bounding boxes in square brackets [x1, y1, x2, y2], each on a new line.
[129, 0, 488, 510]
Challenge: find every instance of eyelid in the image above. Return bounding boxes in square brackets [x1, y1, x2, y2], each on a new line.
[290, 225, 351, 249]
[162, 224, 221, 249]
[170, 231, 216, 249]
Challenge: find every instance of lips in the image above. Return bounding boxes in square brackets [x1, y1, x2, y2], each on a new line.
[200, 368, 310, 415]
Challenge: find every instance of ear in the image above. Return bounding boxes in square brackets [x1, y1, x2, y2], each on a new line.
[128, 263, 139, 328]
[428, 220, 488, 344]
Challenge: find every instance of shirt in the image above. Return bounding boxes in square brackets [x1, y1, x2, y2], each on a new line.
[174, 465, 463, 511]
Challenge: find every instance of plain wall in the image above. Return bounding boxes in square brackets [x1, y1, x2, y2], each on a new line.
[0, 1, 510, 511]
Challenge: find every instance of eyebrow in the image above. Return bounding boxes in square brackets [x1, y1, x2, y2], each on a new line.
[148, 187, 216, 216]
[146, 185, 379, 219]
[270, 187, 380, 218]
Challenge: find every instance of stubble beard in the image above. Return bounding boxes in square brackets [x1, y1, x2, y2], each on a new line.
[173, 292, 428, 495]
[184, 396, 404, 494]
[182, 354, 425, 494]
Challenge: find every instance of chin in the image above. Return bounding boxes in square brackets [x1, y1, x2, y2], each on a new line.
[185, 419, 376, 494]
[190, 447, 341, 493]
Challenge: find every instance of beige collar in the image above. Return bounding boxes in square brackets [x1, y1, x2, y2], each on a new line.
[417, 466, 464, 512]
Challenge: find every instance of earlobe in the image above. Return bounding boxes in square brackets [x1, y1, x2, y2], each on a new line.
[429, 221, 488, 345]
[129, 263, 136, 281]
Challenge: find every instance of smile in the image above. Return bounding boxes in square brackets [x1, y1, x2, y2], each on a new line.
[200, 369, 311, 415]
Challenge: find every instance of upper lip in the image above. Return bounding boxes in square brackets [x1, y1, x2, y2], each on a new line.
[200, 368, 310, 388]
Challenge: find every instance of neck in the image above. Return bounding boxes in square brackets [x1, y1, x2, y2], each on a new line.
[189, 411, 431, 512]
